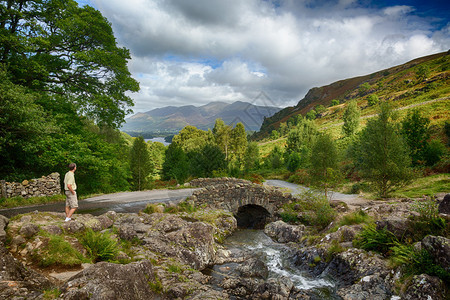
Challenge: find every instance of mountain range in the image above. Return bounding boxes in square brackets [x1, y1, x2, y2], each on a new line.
[122, 100, 282, 133]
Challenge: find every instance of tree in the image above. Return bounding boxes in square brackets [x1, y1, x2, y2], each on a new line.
[230, 122, 247, 166]
[286, 152, 301, 172]
[190, 144, 226, 177]
[172, 125, 212, 153]
[286, 119, 318, 155]
[331, 99, 340, 106]
[401, 109, 430, 166]
[243, 142, 260, 172]
[279, 122, 288, 135]
[359, 82, 371, 96]
[213, 119, 232, 159]
[367, 94, 379, 106]
[162, 143, 189, 184]
[306, 110, 317, 120]
[315, 105, 326, 115]
[309, 134, 341, 198]
[342, 100, 360, 137]
[130, 137, 153, 190]
[353, 102, 412, 197]
[265, 145, 283, 169]
[0, 0, 139, 127]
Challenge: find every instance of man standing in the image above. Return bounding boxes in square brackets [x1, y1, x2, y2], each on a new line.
[64, 163, 78, 222]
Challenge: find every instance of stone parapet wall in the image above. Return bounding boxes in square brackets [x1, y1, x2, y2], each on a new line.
[0, 173, 61, 199]
[189, 177, 253, 187]
[189, 179, 294, 216]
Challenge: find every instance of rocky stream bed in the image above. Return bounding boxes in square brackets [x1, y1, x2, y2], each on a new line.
[0, 192, 449, 299]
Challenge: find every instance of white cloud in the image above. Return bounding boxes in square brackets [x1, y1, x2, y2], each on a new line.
[89, 0, 449, 113]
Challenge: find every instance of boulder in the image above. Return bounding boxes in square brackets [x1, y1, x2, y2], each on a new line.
[237, 257, 269, 279]
[42, 225, 62, 235]
[402, 274, 445, 300]
[375, 217, 412, 241]
[264, 220, 306, 243]
[337, 274, 392, 300]
[60, 261, 159, 299]
[252, 276, 294, 299]
[321, 248, 389, 288]
[62, 220, 85, 234]
[320, 225, 363, 244]
[438, 194, 450, 214]
[0, 214, 8, 243]
[0, 244, 53, 299]
[19, 223, 39, 238]
[421, 235, 450, 272]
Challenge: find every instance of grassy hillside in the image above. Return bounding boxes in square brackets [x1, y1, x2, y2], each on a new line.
[257, 51, 450, 139]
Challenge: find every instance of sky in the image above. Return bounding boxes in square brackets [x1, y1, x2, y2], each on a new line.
[75, 0, 450, 113]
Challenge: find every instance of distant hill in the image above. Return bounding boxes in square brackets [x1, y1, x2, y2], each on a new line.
[257, 51, 450, 138]
[122, 101, 282, 133]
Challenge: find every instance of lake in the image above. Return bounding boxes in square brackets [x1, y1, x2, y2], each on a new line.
[145, 137, 171, 146]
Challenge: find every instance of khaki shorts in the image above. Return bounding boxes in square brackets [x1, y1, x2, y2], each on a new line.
[65, 190, 78, 208]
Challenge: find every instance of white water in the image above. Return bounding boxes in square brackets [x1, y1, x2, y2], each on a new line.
[226, 230, 334, 290]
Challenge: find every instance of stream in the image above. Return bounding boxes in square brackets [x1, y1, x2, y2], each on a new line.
[206, 229, 339, 299]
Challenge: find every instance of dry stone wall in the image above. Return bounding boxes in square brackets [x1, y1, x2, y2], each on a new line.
[0, 173, 61, 199]
[188, 178, 295, 216]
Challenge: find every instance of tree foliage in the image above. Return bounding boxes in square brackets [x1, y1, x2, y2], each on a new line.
[342, 100, 360, 137]
[309, 133, 341, 197]
[401, 109, 430, 166]
[130, 137, 153, 190]
[353, 102, 412, 197]
[0, 1, 136, 195]
[0, 0, 139, 127]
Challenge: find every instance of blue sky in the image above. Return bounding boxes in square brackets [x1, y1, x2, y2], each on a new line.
[75, 0, 449, 113]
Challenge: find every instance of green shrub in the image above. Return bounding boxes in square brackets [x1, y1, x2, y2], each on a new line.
[391, 243, 450, 283]
[80, 229, 119, 262]
[331, 99, 340, 106]
[289, 190, 337, 229]
[35, 235, 85, 267]
[350, 182, 371, 194]
[177, 201, 196, 213]
[338, 210, 372, 226]
[353, 223, 397, 254]
[410, 197, 446, 237]
[367, 94, 379, 106]
[280, 212, 299, 223]
[326, 240, 344, 262]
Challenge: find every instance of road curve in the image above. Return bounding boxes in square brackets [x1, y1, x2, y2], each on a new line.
[0, 188, 199, 218]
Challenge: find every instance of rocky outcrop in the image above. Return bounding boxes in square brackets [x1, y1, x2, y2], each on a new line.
[0, 215, 8, 243]
[0, 243, 53, 299]
[0, 172, 61, 198]
[376, 217, 413, 241]
[264, 220, 306, 243]
[422, 235, 450, 272]
[402, 274, 446, 300]
[439, 194, 450, 214]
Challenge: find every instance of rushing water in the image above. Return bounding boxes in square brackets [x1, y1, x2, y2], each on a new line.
[207, 229, 338, 299]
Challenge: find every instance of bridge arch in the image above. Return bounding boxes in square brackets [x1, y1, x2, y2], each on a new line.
[189, 178, 294, 228]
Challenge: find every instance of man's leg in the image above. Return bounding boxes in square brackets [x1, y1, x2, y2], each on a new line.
[67, 207, 77, 219]
[65, 206, 70, 218]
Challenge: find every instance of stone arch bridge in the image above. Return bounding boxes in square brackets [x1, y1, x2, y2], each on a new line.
[188, 178, 295, 228]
